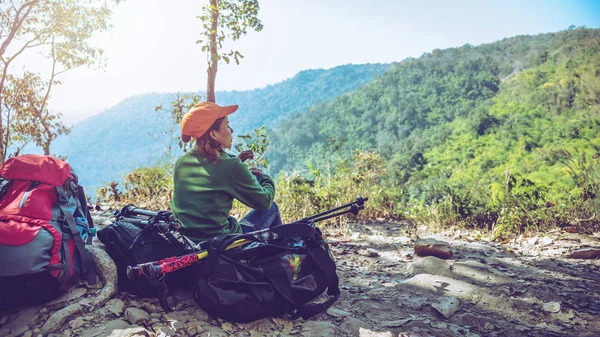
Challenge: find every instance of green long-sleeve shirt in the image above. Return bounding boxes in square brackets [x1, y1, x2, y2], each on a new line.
[170, 150, 275, 243]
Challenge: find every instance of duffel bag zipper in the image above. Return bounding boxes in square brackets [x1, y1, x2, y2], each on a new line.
[18, 181, 40, 208]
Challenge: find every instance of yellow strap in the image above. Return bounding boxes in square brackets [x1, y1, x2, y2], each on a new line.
[195, 238, 249, 260]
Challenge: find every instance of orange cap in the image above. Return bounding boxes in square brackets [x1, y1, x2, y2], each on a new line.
[180, 102, 238, 142]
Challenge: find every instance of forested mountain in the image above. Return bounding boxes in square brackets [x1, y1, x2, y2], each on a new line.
[269, 28, 600, 227]
[51, 63, 390, 192]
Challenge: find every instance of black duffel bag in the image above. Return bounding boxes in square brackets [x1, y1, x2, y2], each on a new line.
[193, 222, 340, 322]
[97, 206, 196, 297]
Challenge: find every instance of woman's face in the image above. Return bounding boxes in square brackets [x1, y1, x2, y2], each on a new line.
[211, 117, 234, 149]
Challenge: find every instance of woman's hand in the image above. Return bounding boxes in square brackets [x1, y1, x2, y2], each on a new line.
[238, 150, 254, 162]
[249, 167, 263, 177]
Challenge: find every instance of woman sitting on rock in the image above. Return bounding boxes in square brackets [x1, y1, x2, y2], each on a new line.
[171, 101, 281, 243]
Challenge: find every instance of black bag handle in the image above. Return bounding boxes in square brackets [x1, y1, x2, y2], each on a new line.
[210, 233, 260, 253]
[205, 233, 261, 268]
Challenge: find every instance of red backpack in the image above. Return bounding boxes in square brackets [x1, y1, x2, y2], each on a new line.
[0, 154, 96, 309]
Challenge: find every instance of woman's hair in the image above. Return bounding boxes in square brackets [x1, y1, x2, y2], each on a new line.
[195, 117, 225, 162]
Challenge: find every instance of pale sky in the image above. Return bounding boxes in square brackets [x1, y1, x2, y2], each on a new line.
[36, 0, 600, 124]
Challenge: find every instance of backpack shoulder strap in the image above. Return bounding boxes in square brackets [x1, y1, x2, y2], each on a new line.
[56, 183, 97, 286]
[75, 184, 95, 244]
[71, 171, 95, 234]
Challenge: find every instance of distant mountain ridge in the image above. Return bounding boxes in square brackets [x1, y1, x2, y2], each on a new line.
[267, 27, 600, 207]
[51, 63, 391, 193]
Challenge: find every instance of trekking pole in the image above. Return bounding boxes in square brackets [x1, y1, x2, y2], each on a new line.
[115, 204, 160, 217]
[126, 196, 368, 280]
[298, 196, 368, 223]
[126, 239, 245, 279]
[119, 216, 181, 232]
[126, 226, 275, 280]
[114, 204, 181, 231]
[308, 196, 368, 223]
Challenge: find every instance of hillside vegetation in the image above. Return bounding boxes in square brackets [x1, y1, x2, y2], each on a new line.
[51, 63, 390, 191]
[74, 27, 600, 237]
[267, 27, 600, 235]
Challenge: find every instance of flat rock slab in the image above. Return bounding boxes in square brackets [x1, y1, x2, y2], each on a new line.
[407, 256, 452, 277]
[124, 308, 149, 325]
[400, 274, 538, 325]
[431, 296, 460, 319]
[79, 319, 133, 337]
[455, 313, 497, 330]
[414, 238, 453, 259]
[452, 260, 513, 285]
[302, 321, 336, 337]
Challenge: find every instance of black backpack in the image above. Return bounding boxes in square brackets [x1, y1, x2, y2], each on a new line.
[192, 222, 340, 322]
[97, 205, 196, 297]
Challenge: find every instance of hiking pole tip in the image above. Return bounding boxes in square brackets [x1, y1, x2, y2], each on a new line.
[126, 265, 139, 280]
[355, 196, 368, 205]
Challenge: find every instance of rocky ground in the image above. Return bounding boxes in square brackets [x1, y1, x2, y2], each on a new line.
[1, 209, 600, 337]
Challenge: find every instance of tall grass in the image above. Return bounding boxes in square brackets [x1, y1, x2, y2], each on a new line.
[100, 144, 600, 238]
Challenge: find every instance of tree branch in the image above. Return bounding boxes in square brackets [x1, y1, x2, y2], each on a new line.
[5, 35, 42, 63]
[38, 37, 56, 114]
[0, 57, 10, 161]
[53, 66, 72, 77]
[1, 100, 12, 161]
[0, 35, 40, 122]
[0, 1, 38, 59]
[575, 214, 596, 223]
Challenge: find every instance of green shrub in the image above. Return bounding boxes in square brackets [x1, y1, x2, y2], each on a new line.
[99, 164, 173, 210]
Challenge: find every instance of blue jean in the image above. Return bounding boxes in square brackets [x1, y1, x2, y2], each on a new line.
[239, 202, 282, 233]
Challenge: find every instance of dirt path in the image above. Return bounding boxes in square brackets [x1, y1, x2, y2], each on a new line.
[329, 222, 600, 337]
[1, 212, 599, 337]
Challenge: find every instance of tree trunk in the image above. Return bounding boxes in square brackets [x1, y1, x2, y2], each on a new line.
[43, 141, 51, 156]
[206, 0, 219, 103]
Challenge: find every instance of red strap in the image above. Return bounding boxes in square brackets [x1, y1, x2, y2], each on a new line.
[0, 155, 72, 186]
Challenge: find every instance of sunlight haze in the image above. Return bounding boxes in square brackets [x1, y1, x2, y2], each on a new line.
[47, 0, 600, 125]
